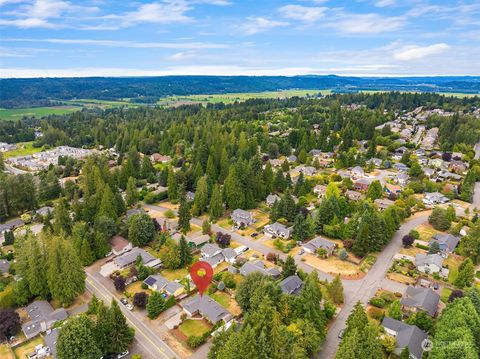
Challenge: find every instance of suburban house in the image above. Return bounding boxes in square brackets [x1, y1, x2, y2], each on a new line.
[264, 222, 292, 239]
[266, 194, 281, 207]
[354, 178, 371, 191]
[231, 209, 255, 227]
[269, 159, 283, 167]
[394, 163, 409, 173]
[422, 167, 435, 178]
[150, 153, 171, 163]
[381, 317, 428, 359]
[429, 233, 460, 254]
[279, 275, 304, 295]
[240, 260, 280, 278]
[22, 301, 68, 339]
[0, 218, 24, 235]
[110, 235, 133, 256]
[222, 248, 237, 263]
[313, 185, 327, 198]
[384, 183, 401, 195]
[415, 254, 444, 274]
[35, 206, 53, 219]
[201, 243, 223, 258]
[423, 192, 449, 206]
[100, 247, 162, 277]
[374, 198, 395, 211]
[345, 190, 362, 201]
[182, 295, 231, 324]
[302, 237, 336, 256]
[143, 275, 185, 297]
[395, 173, 409, 186]
[287, 155, 297, 163]
[401, 287, 440, 317]
[367, 158, 382, 167]
[350, 166, 365, 179]
[187, 234, 210, 248]
[42, 328, 59, 359]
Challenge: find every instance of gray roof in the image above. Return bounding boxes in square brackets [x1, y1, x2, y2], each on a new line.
[374, 198, 395, 209]
[0, 218, 24, 232]
[231, 209, 254, 225]
[36, 206, 53, 217]
[305, 236, 336, 251]
[165, 281, 183, 295]
[143, 274, 169, 290]
[415, 253, 444, 268]
[188, 234, 210, 246]
[201, 243, 222, 257]
[266, 194, 280, 205]
[203, 252, 225, 267]
[401, 287, 440, 316]
[279, 275, 303, 295]
[265, 222, 291, 237]
[346, 190, 362, 200]
[221, 248, 237, 261]
[382, 317, 428, 359]
[114, 247, 156, 267]
[0, 259, 10, 274]
[183, 295, 229, 324]
[430, 233, 460, 252]
[22, 301, 68, 338]
[240, 260, 266, 276]
[43, 328, 59, 359]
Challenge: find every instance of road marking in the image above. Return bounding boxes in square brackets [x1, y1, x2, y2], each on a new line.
[86, 277, 172, 359]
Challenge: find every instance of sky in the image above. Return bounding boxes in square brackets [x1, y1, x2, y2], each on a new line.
[0, 0, 479, 78]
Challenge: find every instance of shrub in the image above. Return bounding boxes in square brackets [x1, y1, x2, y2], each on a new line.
[408, 229, 420, 240]
[380, 291, 396, 303]
[415, 243, 429, 250]
[187, 334, 207, 348]
[369, 297, 386, 308]
[133, 292, 149, 308]
[368, 307, 385, 321]
[164, 210, 175, 219]
[141, 283, 148, 290]
[339, 249, 348, 261]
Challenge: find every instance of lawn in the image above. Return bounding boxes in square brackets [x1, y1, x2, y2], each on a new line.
[303, 254, 361, 277]
[210, 291, 231, 308]
[251, 209, 270, 230]
[444, 255, 462, 284]
[387, 272, 417, 285]
[415, 223, 443, 242]
[179, 319, 212, 338]
[0, 106, 80, 121]
[13, 337, 45, 359]
[399, 246, 427, 257]
[3, 142, 45, 158]
[126, 281, 152, 297]
[160, 268, 189, 281]
[0, 344, 14, 359]
[440, 287, 452, 303]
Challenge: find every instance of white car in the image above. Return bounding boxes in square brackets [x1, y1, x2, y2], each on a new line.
[117, 351, 129, 359]
[125, 304, 133, 311]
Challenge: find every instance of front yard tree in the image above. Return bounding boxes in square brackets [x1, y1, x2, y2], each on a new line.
[147, 292, 165, 319]
[178, 193, 191, 234]
[216, 232, 231, 248]
[428, 206, 451, 231]
[209, 184, 224, 220]
[328, 275, 344, 304]
[292, 213, 309, 241]
[103, 300, 134, 354]
[133, 292, 149, 308]
[298, 271, 327, 336]
[281, 255, 297, 278]
[402, 234, 414, 247]
[128, 213, 156, 246]
[429, 241, 440, 254]
[53, 198, 72, 235]
[388, 300, 402, 320]
[0, 308, 20, 341]
[126, 176, 138, 206]
[460, 224, 480, 263]
[114, 276, 126, 292]
[179, 236, 193, 266]
[351, 206, 388, 257]
[57, 315, 102, 359]
[454, 258, 475, 288]
[366, 180, 383, 200]
[192, 175, 209, 216]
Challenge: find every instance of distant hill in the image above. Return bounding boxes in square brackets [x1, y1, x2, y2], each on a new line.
[1, 75, 479, 108]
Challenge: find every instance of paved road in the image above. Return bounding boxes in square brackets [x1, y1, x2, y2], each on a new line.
[474, 141, 480, 160]
[86, 272, 178, 359]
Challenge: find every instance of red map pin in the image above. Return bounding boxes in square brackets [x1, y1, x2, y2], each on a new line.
[190, 261, 213, 296]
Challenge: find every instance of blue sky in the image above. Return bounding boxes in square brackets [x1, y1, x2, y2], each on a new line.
[0, 0, 479, 78]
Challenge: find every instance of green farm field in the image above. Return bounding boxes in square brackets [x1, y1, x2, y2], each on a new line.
[157, 89, 331, 106]
[360, 90, 479, 98]
[0, 106, 81, 121]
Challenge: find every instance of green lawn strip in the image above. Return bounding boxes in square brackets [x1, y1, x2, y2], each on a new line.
[179, 319, 212, 338]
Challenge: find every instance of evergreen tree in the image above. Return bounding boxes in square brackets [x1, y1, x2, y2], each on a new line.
[146, 292, 165, 319]
[125, 176, 138, 206]
[140, 155, 155, 181]
[192, 175, 209, 216]
[53, 199, 72, 235]
[292, 213, 309, 241]
[328, 275, 344, 304]
[178, 192, 192, 234]
[366, 180, 383, 200]
[224, 165, 244, 209]
[281, 255, 297, 278]
[179, 235, 193, 267]
[209, 184, 224, 220]
[57, 315, 102, 359]
[167, 166, 178, 201]
[103, 300, 134, 354]
[297, 271, 326, 336]
[454, 258, 475, 288]
[79, 237, 94, 266]
[98, 185, 117, 220]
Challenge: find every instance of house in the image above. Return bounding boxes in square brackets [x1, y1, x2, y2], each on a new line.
[264, 222, 292, 239]
[182, 295, 231, 324]
[165, 281, 184, 297]
[266, 194, 280, 207]
[350, 166, 365, 179]
[374, 198, 395, 211]
[401, 287, 440, 317]
[448, 160, 468, 174]
[35, 206, 53, 219]
[354, 178, 371, 191]
[144, 275, 184, 297]
[302, 237, 336, 256]
[381, 317, 428, 359]
[150, 153, 172, 163]
[186, 191, 195, 202]
[203, 253, 225, 268]
[395, 146, 408, 154]
[422, 167, 435, 178]
[0, 259, 10, 275]
[43, 328, 59, 359]
[429, 158, 444, 169]
[231, 209, 255, 227]
[201, 243, 223, 258]
[287, 155, 297, 163]
[295, 165, 316, 177]
[345, 190, 362, 201]
[423, 192, 449, 206]
[415, 254, 444, 274]
[279, 275, 303, 295]
[429, 233, 460, 254]
[313, 185, 327, 198]
[384, 183, 401, 195]
[187, 234, 210, 248]
[309, 149, 322, 157]
[113, 247, 161, 269]
[0, 218, 24, 235]
[394, 163, 409, 173]
[396, 173, 409, 186]
[110, 235, 133, 256]
[239, 260, 279, 278]
[367, 158, 382, 167]
[269, 159, 283, 167]
[22, 301, 68, 339]
[222, 248, 237, 263]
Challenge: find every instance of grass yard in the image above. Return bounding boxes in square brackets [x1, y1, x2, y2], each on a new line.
[387, 272, 417, 285]
[415, 223, 443, 241]
[444, 255, 462, 284]
[126, 281, 152, 297]
[179, 319, 212, 338]
[210, 291, 230, 308]
[0, 344, 14, 359]
[13, 337, 45, 359]
[0, 106, 80, 121]
[216, 217, 232, 230]
[158, 201, 179, 211]
[214, 261, 229, 273]
[251, 209, 270, 230]
[160, 268, 189, 281]
[3, 142, 45, 158]
[399, 246, 427, 257]
[303, 254, 361, 277]
[440, 287, 452, 303]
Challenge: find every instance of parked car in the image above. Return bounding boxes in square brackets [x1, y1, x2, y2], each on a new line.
[338, 329, 345, 339]
[433, 283, 439, 290]
[126, 303, 134, 311]
[251, 232, 258, 237]
[298, 249, 304, 255]
[117, 351, 129, 359]
[120, 298, 128, 305]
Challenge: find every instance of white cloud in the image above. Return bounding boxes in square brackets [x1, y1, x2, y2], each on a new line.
[330, 13, 406, 34]
[279, 5, 327, 22]
[393, 43, 450, 61]
[375, 0, 395, 8]
[6, 37, 229, 49]
[169, 50, 197, 60]
[114, 1, 192, 26]
[241, 16, 288, 35]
